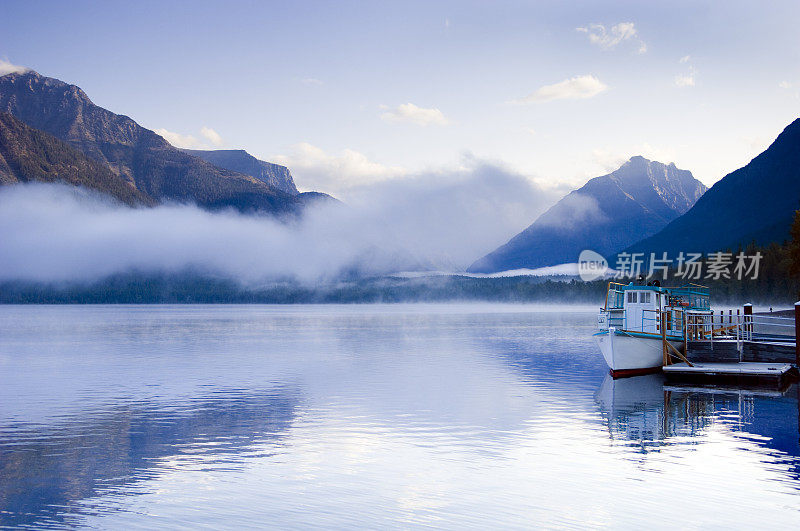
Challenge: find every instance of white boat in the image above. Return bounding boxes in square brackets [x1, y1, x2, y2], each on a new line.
[594, 281, 712, 377]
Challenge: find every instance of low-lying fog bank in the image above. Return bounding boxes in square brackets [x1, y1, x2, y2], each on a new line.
[0, 162, 565, 284]
[2, 184, 796, 306]
[1, 270, 795, 306]
[0, 272, 603, 304]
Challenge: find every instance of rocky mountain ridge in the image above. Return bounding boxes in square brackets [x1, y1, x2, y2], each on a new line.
[0, 111, 153, 206]
[0, 70, 307, 215]
[624, 118, 800, 257]
[468, 156, 707, 272]
[181, 149, 299, 195]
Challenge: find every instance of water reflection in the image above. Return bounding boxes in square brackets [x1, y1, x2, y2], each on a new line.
[595, 374, 713, 449]
[0, 387, 300, 528]
[1, 305, 799, 527]
[595, 374, 800, 475]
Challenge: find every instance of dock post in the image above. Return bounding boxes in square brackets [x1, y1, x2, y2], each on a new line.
[794, 302, 800, 367]
[735, 309, 742, 358]
[683, 310, 688, 356]
[736, 309, 741, 345]
[744, 303, 752, 341]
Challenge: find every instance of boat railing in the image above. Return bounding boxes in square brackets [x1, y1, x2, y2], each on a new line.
[607, 313, 625, 328]
[603, 282, 627, 310]
[641, 309, 658, 332]
[641, 307, 685, 337]
[748, 314, 795, 342]
[685, 312, 795, 345]
[603, 281, 711, 312]
[601, 306, 688, 336]
[667, 284, 711, 311]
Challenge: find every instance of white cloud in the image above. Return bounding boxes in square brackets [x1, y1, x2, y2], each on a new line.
[272, 142, 406, 193]
[156, 126, 225, 149]
[674, 57, 697, 88]
[200, 126, 224, 146]
[300, 77, 323, 86]
[267, 147, 568, 267]
[576, 22, 646, 53]
[0, 161, 564, 279]
[380, 103, 449, 126]
[674, 71, 696, 87]
[591, 149, 629, 172]
[0, 58, 28, 76]
[155, 128, 204, 149]
[337, 157, 565, 268]
[591, 144, 677, 173]
[535, 192, 607, 229]
[778, 81, 800, 99]
[512, 75, 608, 104]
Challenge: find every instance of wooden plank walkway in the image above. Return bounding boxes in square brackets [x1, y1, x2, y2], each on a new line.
[663, 362, 794, 385]
[686, 340, 798, 364]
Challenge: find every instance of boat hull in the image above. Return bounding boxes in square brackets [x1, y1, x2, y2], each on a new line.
[594, 330, 682, 377]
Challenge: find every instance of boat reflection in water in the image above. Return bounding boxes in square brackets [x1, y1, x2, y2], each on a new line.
[594, 374, 800, 467]
[595, 374, 712, 450]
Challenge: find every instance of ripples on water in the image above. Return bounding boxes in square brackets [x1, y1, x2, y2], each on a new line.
[0, 304, 798, 528]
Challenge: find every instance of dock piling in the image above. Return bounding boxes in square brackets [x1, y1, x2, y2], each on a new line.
[795, 302, 800, 366]
[744, 303, 753, 341]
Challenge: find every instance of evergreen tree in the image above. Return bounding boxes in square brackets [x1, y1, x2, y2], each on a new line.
[788, 209, 800, 277]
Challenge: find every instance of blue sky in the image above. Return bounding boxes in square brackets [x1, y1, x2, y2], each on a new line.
[2, 0, 799, 194]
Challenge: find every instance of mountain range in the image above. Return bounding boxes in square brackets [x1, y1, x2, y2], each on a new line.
[625, 118, 800, 257]
[3, 69, 799, 279]
[468, 156, 707, 272]
[181, 149, 298, 195]
[0, 111, 153, 206]
[0, 70, 327, 214]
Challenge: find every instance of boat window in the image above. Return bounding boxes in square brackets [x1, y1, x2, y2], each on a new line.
[627, 292, 637, 303]
[641, 292, 651, 303]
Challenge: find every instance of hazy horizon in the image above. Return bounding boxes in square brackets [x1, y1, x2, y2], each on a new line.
[0, 180, 566, 283]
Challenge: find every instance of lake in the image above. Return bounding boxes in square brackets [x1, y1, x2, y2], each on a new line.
[1, 304, 798, 529]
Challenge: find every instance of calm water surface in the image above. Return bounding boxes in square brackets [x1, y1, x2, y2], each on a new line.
[0, 304, 798, 529]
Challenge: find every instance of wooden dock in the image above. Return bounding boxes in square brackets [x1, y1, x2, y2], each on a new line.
[661, 303, 800, 386]
[663, 361, 795, 386]
[686, 339, 797, 363]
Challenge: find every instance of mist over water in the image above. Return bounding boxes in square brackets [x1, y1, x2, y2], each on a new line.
[1, 305, 798, 528]
[0, 163, 563, 283]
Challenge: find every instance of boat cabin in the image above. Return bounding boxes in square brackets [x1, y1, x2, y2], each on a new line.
[599, 282, 711, 340]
